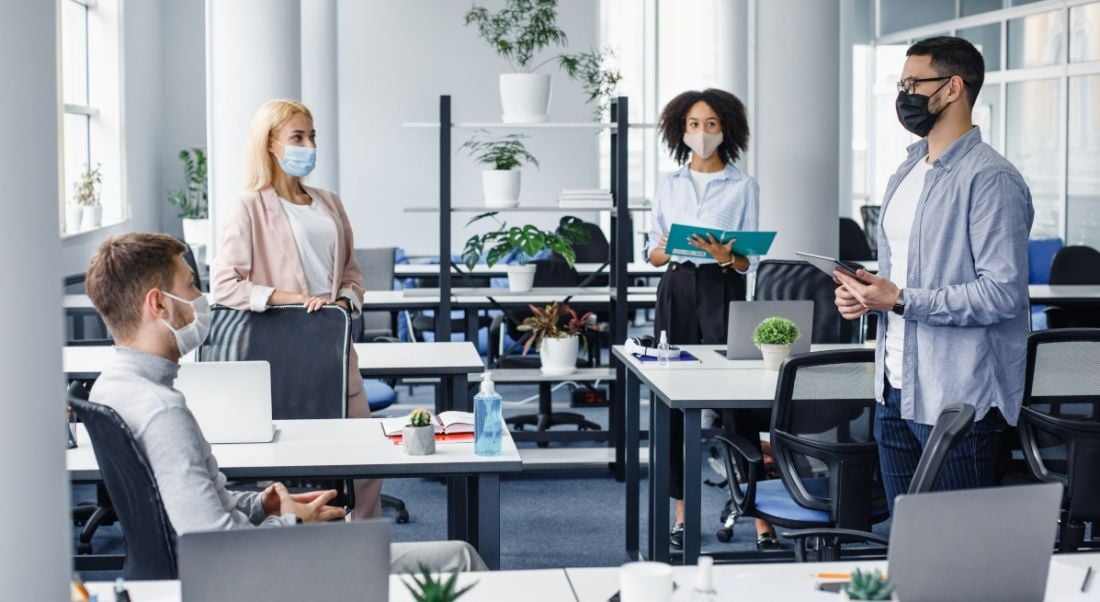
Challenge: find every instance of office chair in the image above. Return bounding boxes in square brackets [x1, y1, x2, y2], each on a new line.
[858, 205, 880, 256]
[1018, 328, 1100, 552]
[713, 349, 889, 561]
[754, 260, 862, 344]
[779, 403, 976, 560]
[68, 380, 119, 558]
[355, 247, 398, 341]
[69, 396, 178, 579]
[839, 217, 875, 262]
[179, 238, 205, 291]
[198, 305, 356, 510]
[1044, 246, 1100, 328]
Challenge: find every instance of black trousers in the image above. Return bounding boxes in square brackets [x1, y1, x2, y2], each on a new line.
[654, 261, 763, 501]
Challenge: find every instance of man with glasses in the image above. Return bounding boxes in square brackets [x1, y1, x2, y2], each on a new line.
[832, 36, 1033, 511]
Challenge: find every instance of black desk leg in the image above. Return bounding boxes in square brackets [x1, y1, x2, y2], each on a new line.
[682, 408, 702, 565]
[613, 363, 627, 482]
[624, 367, 640, 560]
[446, 374, 472, 542]
[650, 394, 671, 563]
[475, 473, 501, 570]
[464, 308, 478, 347]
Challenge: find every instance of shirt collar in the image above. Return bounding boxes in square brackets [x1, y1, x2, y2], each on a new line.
[671, 162, 742, 182]
[905, 126, 983, 169]
[113, 346, 180, 387]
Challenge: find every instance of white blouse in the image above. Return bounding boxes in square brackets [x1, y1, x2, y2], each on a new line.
[279, 193, 338, 297]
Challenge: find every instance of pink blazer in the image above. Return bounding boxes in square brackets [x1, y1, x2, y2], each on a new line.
[212, 186, 364, 313]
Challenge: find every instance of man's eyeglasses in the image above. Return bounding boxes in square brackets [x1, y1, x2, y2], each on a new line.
[896, 76, 954, 94]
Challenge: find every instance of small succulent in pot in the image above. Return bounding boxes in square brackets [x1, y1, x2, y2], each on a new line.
[843, 569, 895, 601]
[408, 408, 433, 428]
[753, 316, 801, 371]
[403, 408, 436, 456]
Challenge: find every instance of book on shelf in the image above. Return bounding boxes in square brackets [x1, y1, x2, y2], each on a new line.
[380, 411, 475, 444]
[558, 188, 613, 209]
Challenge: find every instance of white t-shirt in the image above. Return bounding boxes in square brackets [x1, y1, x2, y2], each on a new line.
[279, 194, 337, 297]
[689, 169, 724, 201]
[882, 156, 933, 386]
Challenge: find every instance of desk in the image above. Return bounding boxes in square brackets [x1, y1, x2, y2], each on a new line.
[68, 418, 522, 569]
[395, 261, 664, 280]
[354, 341, 483, 413]
[63, 291, 440, 319]
[86, 569, 576, 602]
[611, 344, 870, 565]
[1029, 284, 1100, 305]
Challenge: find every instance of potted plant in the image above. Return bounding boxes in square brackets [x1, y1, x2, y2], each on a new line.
[403, 408, 436, 456]
[753, 316, 801, 371]
[403, 565, 477, 602]
[461, 212, 590, 292]
[518, 301, 598, 375]
[840, 569, 896, 601]
[73, 163, 102, 232]
[464, 0, 622, 122]
[460, 131, 539, 208]
[168, 148, 209, 247]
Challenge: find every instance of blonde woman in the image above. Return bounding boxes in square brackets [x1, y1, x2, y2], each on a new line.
[212, 99, 380, 519]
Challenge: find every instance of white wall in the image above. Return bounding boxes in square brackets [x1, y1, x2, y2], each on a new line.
[0, 2, 71, 596]
[336, 0, 602, 257]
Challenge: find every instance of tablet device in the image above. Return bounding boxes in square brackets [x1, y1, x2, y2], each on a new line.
[795, 251, 870, 283]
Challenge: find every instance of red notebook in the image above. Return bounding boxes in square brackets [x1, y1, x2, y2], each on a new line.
[381, 411, 475, 445]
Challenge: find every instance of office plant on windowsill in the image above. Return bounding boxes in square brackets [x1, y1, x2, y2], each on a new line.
[167, 148, 209, 247]
[69, 163, 103, 233]
[461, 212, 590, 292]
[460, 131, 539, 209]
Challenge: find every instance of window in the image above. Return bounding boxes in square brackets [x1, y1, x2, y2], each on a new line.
[59, 0, 123, 235]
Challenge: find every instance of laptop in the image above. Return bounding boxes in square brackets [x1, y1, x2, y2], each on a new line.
[887, 483, 1063, 602]
[724, 300, 814, 359]
[179, 520, 391, 602]
[175, 361, 276, 444]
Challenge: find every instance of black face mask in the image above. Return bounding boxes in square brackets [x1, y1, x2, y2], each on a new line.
[895, 79, 951, 138]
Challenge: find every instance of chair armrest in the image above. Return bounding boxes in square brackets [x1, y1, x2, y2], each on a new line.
[715, 434, 765, 517]
[717, 433, 763, 464]
[780, 528, 889, 547]
[371, 336, 401, 344]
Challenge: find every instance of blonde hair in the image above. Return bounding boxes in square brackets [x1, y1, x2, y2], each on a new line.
[240, 99, 313, 191]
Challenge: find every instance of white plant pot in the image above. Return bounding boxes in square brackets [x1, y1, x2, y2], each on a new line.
[402, 425, 436, 456]
[65, 205, 84, 233]
[181, 218, 210, 247]
[759, 343, 791, 371]
[506, 264, 537, 293]
[481, 169, 521, 208]
[540, 335, 579, 376]
[80, 205, 102, 231]
[499, 73, 551, 123]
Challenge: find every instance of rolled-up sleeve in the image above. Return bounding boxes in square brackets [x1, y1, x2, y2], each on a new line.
[330, 192, 365, 317]
[905, 170, 1033, 326]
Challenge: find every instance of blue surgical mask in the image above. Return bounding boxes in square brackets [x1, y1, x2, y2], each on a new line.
[274, 141, 316, 178]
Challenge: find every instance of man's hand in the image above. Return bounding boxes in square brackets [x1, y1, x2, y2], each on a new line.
[834, 269, 901, 313]
[688, 233, 734, 264]
[270, 483, 347, 522]
[835, 282, 869, 320]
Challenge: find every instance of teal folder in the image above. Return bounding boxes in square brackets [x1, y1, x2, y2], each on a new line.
[664, 224, 776, 259]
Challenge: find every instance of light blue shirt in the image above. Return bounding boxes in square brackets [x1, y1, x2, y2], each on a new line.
[645, 162, 760, 274]
[876, 127, 1034, 426]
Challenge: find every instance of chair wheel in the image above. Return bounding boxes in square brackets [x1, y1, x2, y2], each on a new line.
[716, 527, 733, 543]
[396, 510, 410, 524]
[77, 543, 93, 555]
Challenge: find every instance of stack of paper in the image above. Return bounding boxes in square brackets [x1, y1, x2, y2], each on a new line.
[558, 189, 613, 209]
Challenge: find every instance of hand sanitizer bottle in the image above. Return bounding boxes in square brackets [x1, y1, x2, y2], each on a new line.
[474, 371, 503, 457]
[657, 330, 671, 367]
[692, 555, 717, 602]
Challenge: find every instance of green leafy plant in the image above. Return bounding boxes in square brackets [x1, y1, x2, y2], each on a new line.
[460, 131, 540, 171]
[752, 317, 800, 347]
[517, 301, 598, 354]
[844, 569, 894, 601]
[461, 212, 590, 269]
[402, 565, 477, 602]
[558, 48, 622, 119]
[463, 0, 568, 72]
[167, 148, 208, 219]
[407, 408, 432, 428]
[73, 163, 102, 207]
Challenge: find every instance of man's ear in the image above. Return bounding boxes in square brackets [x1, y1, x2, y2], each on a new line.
[143, 288, 169, 321]
[948, 75, 968, 103]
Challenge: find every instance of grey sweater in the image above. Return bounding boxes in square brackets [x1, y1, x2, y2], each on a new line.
[89, 347, 294, 534]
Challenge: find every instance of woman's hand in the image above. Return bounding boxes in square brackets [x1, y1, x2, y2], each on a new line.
[688, 233, 735, 264]
[300, 294, 329, 313]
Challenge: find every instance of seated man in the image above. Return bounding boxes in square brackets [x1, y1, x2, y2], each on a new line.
[84, 232, 486, 573]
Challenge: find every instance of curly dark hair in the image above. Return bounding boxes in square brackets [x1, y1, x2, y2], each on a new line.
[658, 89, 749, 166]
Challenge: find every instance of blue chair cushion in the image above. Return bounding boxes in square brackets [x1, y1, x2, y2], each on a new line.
[743, 478, 889, 525]
[365, 379, 397, 413]
[1028, 238, 1064, 284]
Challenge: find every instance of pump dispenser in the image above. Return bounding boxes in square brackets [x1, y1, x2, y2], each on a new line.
[474, 371, 504, 456]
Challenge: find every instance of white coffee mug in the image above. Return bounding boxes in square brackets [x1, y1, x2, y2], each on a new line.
[619, 561, 674, 602]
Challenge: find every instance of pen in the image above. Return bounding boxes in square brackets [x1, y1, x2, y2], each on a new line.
[1082, 566, 1093, 593]
[815, 572, 851, 580]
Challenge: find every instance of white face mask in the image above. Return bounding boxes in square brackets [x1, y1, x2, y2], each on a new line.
[683, 131, 724, 160]
[160, 290, 212, 356]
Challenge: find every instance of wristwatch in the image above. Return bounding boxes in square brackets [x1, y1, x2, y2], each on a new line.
[892, 289, 906, 316]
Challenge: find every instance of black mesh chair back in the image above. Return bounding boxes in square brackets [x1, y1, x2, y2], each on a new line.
[1050, 246, 1100, 284]
[770, 349, 882, 530]
[179, 240, 204, 291]
[198, 305, 350, 419]
[859, 205, 880, 253]
[69, 398, 178, 579]
[907, 403, 975, 494]
[355, 247, 397, 341]
[534, 258, 585, 287]
[573, 222, 610, 263]
[755, 260, 860, 344]
[1019, 329, 1100, 549]
[839, 218, 874, 261]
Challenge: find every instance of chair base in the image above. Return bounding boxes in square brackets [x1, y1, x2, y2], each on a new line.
[382, 494, 410, 524]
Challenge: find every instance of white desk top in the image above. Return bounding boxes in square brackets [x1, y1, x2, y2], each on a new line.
[68, 418, 522, 481]
[354, 342, 484, 375]
[612, 343, 871, 372]
[86, 570, 576, 602]
[395, 262, 663, 278]
[65, 291, 435, 311]
[567, 553, 1100, 602]
[1029, 284, 1100, 302]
